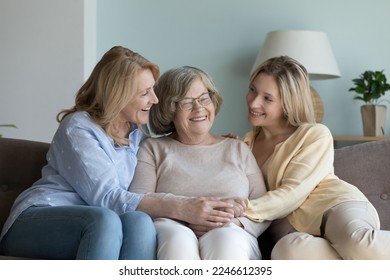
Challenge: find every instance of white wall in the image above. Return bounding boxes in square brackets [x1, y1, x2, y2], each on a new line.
[84, 0, 97, 79]
[0, 0, 85, 142]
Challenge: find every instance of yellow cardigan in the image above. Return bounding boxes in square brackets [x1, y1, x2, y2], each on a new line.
[244, 123, 368, 235]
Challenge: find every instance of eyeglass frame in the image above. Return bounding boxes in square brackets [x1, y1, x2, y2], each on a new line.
[175, 92, 215, 111]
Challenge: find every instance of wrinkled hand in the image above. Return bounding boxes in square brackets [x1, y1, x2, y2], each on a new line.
[188, 224, 213, 238]
[180, 197, 234, 227]
[186, 198, 246, 237]
[220, 198, 246, 217]
[189, 217, 244, 237]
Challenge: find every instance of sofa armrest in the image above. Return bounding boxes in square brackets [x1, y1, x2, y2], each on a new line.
[334, 140, 390, 230]
[0, 138, 50, 230]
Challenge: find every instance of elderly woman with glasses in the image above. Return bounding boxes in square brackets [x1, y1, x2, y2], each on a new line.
[129, 66, 270, 260]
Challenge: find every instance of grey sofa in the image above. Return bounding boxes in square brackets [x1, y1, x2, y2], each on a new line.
[1, 137, 389, 259]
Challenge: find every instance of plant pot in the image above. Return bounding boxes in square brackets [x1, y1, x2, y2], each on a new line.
[360, 105, 387, 136]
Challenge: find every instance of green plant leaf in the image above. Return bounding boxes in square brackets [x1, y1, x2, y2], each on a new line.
[0, 124, 17, 138]
[0, 124, 17, 128]
[349, 69, 390, 104]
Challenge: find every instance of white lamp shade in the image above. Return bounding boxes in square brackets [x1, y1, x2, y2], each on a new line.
[251, 30, 341, 80]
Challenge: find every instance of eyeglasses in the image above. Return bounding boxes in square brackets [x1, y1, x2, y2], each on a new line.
[176, 92, 214, 111]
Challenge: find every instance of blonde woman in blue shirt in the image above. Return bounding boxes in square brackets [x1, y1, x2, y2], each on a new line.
[0, 46, 235, 260]
[243, 55, 390, 259]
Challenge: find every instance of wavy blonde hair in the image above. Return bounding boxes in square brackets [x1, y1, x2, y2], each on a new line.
[57, 46, 159, 146]
[250, 55, 315, 127]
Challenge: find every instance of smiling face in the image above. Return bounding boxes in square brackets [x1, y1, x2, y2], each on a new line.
[119, 69, 158, 125]
[173, 79, 215, 143]
[246, 73, 285, 129]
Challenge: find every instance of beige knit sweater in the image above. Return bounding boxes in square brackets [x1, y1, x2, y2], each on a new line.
[130, 136, 268, 237]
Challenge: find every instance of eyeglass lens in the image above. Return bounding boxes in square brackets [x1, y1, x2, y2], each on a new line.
[178, 92, 213, 110]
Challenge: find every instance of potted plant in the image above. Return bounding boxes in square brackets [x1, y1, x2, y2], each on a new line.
[349, 70, 390, 136]
[0, 124, 17, 138]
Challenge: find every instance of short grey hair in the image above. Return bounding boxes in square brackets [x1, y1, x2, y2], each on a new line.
[149, 66, 223, 135]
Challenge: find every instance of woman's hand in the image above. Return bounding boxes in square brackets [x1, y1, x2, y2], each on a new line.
[222, 132, 241, 140]
[220, 198, 246, 217]
[137, 196, 234, 225]
[187, 224, 214, 237]
[180, 197, 236, 237]
[188, 217, 244, 237]
[179, 197, 234, 226]
[138, 196, 241, 237]
[185, 198, 246, 237]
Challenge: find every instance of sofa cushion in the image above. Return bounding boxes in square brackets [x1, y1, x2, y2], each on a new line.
[334, 140, 390, 230]
[0, 138, 49, 230]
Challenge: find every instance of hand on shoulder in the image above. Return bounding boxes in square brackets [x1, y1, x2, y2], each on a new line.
[222, 132, 241, 140]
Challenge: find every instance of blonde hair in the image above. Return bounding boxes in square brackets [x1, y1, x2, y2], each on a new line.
[250, 56, 315, 126]
[57, 46, 159, 146]
[150, 66, 223, 135]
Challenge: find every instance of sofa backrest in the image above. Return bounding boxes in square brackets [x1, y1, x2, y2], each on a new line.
[1, 137, 389, 234]
[334, 139, 390, 230]
[0, 138, 50, 230]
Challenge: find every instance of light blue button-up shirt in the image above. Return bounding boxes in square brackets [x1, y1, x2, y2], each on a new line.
[1, 111, 145, 240]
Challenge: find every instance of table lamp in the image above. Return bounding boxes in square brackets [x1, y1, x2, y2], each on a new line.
[251, 30, 341, 122]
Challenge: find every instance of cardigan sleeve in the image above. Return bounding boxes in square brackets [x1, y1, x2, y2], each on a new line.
[238, 163, 271, 237]
[244, 124, 335, 222]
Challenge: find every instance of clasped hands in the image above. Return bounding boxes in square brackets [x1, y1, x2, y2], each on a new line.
[184, 197, 246, 237]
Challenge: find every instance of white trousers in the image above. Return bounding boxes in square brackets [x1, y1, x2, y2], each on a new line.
[271, 201, 390, 259]
[154, 218, 261, 260]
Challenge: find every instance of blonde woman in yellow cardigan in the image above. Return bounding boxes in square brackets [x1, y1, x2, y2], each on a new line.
[243, 55, 390, 259]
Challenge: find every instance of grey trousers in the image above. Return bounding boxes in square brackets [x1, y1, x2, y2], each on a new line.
[271, 201, 390, 259]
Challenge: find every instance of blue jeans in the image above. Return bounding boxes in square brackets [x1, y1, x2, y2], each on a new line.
[0, 206, 157, 259]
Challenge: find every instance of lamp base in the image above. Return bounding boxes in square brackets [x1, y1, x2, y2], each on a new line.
[310, 86, 324, 123]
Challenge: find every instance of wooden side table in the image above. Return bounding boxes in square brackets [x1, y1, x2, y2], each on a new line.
[333, 135, 390, 148]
